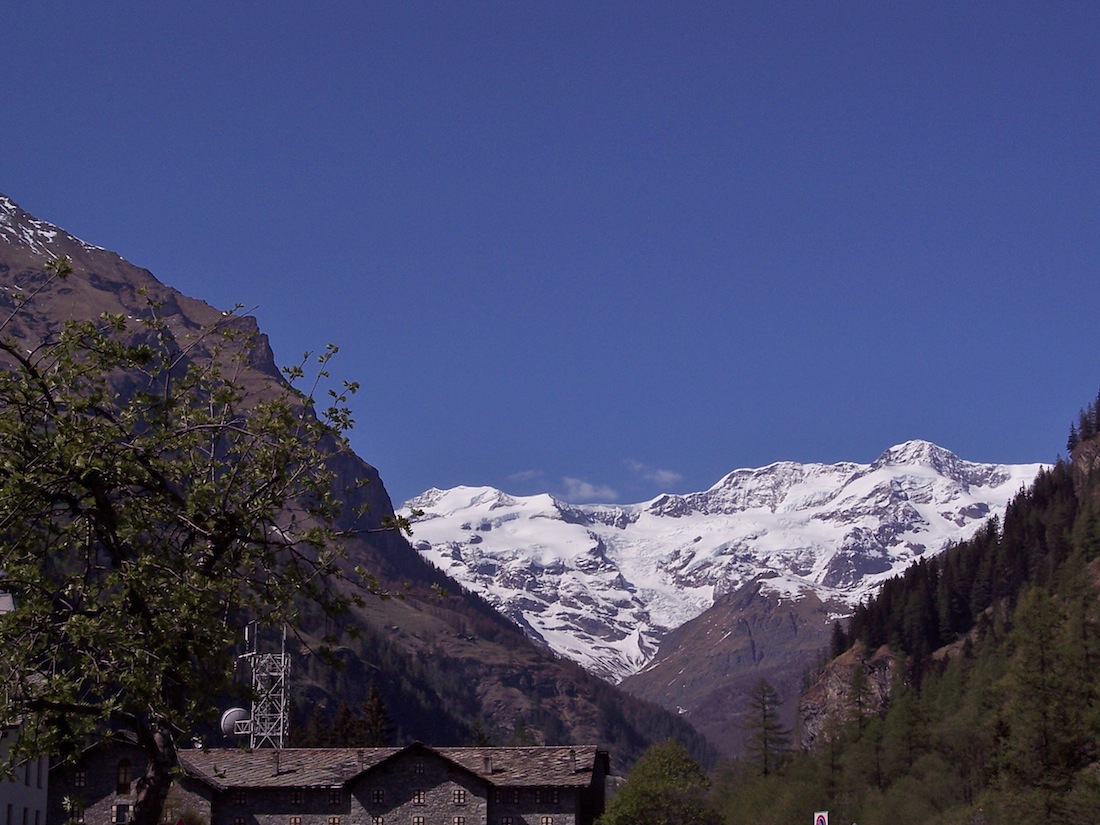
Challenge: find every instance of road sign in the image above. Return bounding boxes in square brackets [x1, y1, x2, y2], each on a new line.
[814, 813, 828, 825]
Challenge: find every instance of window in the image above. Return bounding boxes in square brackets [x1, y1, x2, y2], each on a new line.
[289, 818, 302, 825]
[452, 789, 467, 805]
[371, 790, 385, 804]
[233, 818, 245, 825]
[535, 789, 559, 804]
[328, 818, 340, 825]
[412, 818, 424, 825]
[535, 790, 542, 804]
[290, 790, 303, 805]
[117, 760, 132, 795]
[540, 818, 553, 825]
[511, 790, 520, 804]
[371, 818, 384, 825]
[412, 791, 425, 805]
[329, 790, 341, 805]
[414, 762, 425, 775]
[548, 789, 560, 804]
[452, 818, 465, 825]
[501, 818, 513, 825]
[74, 769, 87, 789]
[234, 790, 246, 805]
[112, 804, 130, 824]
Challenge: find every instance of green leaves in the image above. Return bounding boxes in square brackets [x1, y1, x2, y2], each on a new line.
[599, 739, 713, 825]
[0, 260, 383, 823]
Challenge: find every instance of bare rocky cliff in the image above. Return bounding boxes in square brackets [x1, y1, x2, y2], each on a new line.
[797, 642, 897, 750]
[621, 577, 849, 755]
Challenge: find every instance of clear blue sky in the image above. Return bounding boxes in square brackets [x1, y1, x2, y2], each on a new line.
[4, 3, 1098, 506]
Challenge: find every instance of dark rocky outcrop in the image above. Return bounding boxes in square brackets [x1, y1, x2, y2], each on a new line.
[621, 577, 847, 756]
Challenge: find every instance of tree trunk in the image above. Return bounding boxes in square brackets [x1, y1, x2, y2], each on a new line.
[132, 723, 179, 825]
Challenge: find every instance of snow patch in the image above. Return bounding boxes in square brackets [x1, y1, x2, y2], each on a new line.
[401, 444, 1044, 682]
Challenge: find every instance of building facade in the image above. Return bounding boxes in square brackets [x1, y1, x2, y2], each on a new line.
[1, 724, 49, 825]
[47, 743, 609, 825]
[1, 595, 50, 825]
[46, 737, 145, 825]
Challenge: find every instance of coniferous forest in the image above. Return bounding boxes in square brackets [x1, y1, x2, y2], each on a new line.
[615, 393, 1100, 825]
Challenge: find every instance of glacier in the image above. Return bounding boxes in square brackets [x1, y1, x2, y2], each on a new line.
[401, 441, 1044, 682]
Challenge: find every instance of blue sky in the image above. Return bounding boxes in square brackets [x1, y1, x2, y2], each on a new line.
[4, 3, 1099, 506]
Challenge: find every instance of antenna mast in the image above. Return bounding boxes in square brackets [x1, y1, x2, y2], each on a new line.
[239, 622, 291, 748]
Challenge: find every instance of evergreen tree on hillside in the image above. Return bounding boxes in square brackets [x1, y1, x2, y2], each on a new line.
[995, 581, 1100, 820]
[742, 679, 791, 777]
[718, 388, 1100, 823]
[360, 684, 394, 746]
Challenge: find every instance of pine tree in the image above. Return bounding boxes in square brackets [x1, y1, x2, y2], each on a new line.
[295, 703, 330, 747]
[332, 701, 358, 747]
[360, 685, 394, 747]
[830, 620, 849, 659]
[997, 588, 1081, 818]
[466, 718, 495, 747]
[742, 679, 791, 777]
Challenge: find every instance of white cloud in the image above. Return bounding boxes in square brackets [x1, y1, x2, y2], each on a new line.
[507, 469, 544, 483]
[560, 477, 619, 503]
[626, 460, 684, 488]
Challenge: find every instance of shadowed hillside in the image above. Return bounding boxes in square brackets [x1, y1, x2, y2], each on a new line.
[0, 193, 715, 771]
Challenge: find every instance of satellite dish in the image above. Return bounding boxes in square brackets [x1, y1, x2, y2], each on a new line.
[220, 707, 250, 736]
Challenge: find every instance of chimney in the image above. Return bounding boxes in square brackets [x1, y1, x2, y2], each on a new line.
[358, 750, 366, 770]
[569, 749, 576, 773]
[272, 749, 281, 776]
[482, 755, 493, 774]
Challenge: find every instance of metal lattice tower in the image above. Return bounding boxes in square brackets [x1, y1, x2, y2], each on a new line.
[238, 623, 291, 749]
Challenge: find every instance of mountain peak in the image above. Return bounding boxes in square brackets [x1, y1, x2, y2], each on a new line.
[0, 194, 103, 258]
[402, 444, 1045, 682]
[874, 439, 955, 467]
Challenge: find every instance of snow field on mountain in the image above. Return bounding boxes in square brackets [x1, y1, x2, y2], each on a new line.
[403, 442, 1044, 682]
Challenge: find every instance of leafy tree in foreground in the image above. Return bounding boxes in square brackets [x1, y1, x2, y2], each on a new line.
[598, 739, 713, 825]
[0, 259, 400, 825]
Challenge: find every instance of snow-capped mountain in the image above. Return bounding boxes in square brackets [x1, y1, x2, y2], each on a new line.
[0, 194, 104, 257]
[402, 441, 1043, 682]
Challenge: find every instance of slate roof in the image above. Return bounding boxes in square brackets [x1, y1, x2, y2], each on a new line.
[178, 744, 606, 793]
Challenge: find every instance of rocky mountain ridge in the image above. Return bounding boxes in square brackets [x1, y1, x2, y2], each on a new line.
[0, 193, 711, 769]
[402, 444, 1044, 683]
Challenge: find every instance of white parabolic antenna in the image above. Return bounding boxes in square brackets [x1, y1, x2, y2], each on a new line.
[220, 707, 250, 737]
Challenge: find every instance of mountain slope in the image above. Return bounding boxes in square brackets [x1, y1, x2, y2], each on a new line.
[402, 444, 1043, 682]
[0, 193, 711, 770]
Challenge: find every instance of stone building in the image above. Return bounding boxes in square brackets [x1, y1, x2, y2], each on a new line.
[46, 736, 144, 825]
[47, 742, 609, 825]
